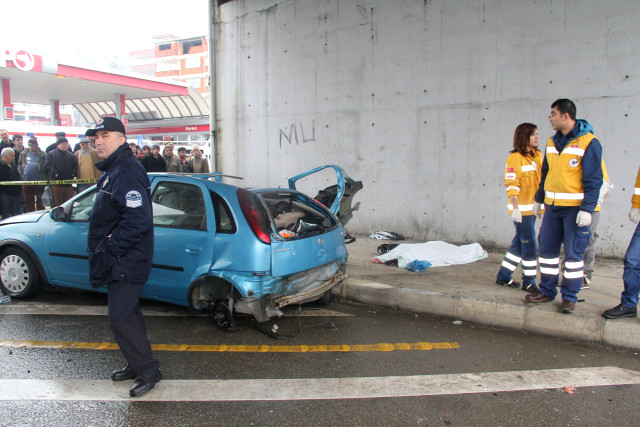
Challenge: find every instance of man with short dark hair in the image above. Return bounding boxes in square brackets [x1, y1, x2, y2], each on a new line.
[142, 144, 167, 172]
[526, 99, 603, 314]
[88, 117, 161, 398]
[11, 134, 24, 165]
[43, 137, 77, 206]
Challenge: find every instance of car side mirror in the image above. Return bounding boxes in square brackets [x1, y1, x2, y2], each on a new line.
[49, 206, 67, 222]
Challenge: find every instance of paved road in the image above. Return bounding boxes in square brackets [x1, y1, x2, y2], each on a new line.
[0, 288, 639, 426]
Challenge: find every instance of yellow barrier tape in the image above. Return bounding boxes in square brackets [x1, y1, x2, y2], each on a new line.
[0, 340, 459, 353]
[0, 179, 98, 186]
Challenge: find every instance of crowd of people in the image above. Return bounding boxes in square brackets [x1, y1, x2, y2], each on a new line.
[0, 128, 209, 220]
[496, 98, 640, 322]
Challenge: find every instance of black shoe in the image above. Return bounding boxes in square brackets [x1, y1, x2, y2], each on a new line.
[603, 304, 637, 319]
[111, 365, 136, 382]
[522, 283, 539, 293]
[496, 279, 520, 288]
[130, 370, 163, 397]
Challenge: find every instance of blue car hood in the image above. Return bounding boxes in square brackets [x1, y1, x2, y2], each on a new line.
[0, 211, 48, 225]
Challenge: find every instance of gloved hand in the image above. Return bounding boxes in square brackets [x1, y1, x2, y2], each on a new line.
[510, 209, 522, 223]
[532, 202, 543, 216]
[576, 210, 592, 227]
[629, 208, 640, 223]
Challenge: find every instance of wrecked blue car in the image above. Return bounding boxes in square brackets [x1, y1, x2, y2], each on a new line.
[0, 165, 362, 328]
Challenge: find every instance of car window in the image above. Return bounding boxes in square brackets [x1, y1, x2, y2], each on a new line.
[152, 181, 207, 231]
[69, 189, 97, 222]
[210, 191, 236, 234]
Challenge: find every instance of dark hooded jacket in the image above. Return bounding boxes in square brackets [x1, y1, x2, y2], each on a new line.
[88, 142, 153, 287]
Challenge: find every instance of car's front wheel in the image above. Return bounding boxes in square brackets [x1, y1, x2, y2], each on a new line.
[0, 247, 43, 298]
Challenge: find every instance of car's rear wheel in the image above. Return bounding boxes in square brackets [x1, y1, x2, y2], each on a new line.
[0, 247, 43, 298]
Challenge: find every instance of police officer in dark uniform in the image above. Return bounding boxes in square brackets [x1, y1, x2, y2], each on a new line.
[87, 117, 161, 397]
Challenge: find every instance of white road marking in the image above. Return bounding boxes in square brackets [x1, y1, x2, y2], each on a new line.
[0, 304, 350, 317]
[0, 367, 638, 401]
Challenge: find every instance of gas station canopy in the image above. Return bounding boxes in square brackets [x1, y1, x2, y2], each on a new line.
[1, 49, 209, 123]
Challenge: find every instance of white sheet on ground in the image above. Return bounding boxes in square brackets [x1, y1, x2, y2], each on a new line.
[374, 241, 488, 268]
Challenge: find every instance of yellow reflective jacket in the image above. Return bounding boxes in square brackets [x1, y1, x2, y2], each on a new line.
[543, 133, 595, 207]
[504, 150, 543, 216]
[633, 165, 640, 209]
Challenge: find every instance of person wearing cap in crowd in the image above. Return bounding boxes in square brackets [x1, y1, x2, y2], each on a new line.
[87, 117, 161, 397]
[46, 131, 67, 153]
[176, 147, 193, 173]
[190, 144, 210, 174]
[0, 147, 23, 218]
[85, 129, 97, 148]
[0, 129, 11, 150]
[75, 138, 102, 193]
[142, 144, 167, 172]
[142, 145, 151, 156]
[19, 137, 47, 212]
[162, 143, 181, 172]
[43, 137, 77, 206]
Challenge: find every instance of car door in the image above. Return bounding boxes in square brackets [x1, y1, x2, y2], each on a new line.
[45, 189, 96, 288]
[143, 178, 214, 305]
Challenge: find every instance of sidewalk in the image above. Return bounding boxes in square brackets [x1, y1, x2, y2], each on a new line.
[336, 235, 640, 351]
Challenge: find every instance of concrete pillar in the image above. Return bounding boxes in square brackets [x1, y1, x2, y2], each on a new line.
[49, 99, 60, 126]
[115, 93, 126, 123]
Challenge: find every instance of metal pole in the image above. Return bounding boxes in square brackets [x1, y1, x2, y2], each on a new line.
[208, 0, 218, 172]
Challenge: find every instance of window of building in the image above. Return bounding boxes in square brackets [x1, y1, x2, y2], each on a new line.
[182, 39, 203, 54]
[159, 44, 172, 51]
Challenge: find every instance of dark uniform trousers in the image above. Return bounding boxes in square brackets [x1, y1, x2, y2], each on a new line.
[107, 281, 159, 377]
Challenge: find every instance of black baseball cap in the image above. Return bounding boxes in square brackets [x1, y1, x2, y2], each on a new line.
[85, 128, 96, 137]
[93, 117, 126, 135]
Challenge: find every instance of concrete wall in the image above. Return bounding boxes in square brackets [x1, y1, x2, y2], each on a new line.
[214, 0, 640, 257]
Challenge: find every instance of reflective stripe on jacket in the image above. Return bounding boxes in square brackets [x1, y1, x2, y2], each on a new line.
[543, 133, 594, 207]
[504, 151, 542, 216]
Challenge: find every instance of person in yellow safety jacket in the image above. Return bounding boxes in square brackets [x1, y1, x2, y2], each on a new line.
[526, 99, 603, 314]
[496, 123, 543, 293]
[603, 165, 640, 319]
[581, 159, 613, 288]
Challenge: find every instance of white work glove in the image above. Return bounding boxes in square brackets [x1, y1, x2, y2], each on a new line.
[630, 208, 640, 224]
[510, 209, 522, 223]
[532, 202, 543, 216]
[576, 210, 592, 227]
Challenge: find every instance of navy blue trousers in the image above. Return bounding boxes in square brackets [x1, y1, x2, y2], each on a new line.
[538, 205, 591, 302]
[107, 281, 160, 377]
[496, 215, 538, 286]
[621, 221, 640, 308]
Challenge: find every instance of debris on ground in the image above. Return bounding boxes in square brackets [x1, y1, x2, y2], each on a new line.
[563, 385, 576, 394]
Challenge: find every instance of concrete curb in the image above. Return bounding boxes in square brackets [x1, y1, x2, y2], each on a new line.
[338, 278, 640, 352]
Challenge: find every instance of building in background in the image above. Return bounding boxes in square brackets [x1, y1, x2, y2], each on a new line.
[129, 35, 210, 102]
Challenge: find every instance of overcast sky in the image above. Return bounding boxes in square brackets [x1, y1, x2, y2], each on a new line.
[4, 0, 209, 70]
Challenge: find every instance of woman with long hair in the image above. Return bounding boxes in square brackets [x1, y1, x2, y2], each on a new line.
[496, 123, 543, 292]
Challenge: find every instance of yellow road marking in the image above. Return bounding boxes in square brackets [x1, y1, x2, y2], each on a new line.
[0, 340, 458, 352]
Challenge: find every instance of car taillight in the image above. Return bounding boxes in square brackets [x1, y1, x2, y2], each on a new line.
[237, 189, 271, 244]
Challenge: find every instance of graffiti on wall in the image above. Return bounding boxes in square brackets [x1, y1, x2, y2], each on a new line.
[279, 121, 316, 147]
